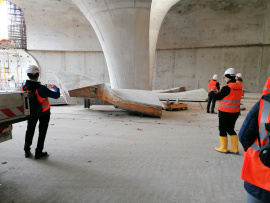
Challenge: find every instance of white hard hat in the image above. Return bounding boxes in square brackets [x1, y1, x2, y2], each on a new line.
[236, 73, 242, 78]
[224, 68, 235, 76]
[213, 74, 218, 80]
[26, 65, 40, 74]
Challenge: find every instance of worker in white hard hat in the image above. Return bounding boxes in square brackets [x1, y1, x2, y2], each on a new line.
[236, 72, 244, 96]
[20, 65, 60, 159]
[210, 68, 243, 154]
[207, 74, 220, 114]
[236, 73, 243, 87]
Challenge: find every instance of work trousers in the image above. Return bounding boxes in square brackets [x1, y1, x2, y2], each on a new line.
[218, 111, 239, 137]
[24, 113, 50, 153]
[247, 192, 266, 203]
[207, 93, 216, 113]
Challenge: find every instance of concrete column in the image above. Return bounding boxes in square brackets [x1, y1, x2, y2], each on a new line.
[73, 0, 152, 90]
[149, 0, 180, 89]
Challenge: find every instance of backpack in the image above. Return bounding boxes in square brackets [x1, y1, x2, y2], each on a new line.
[23, 86, 43, 116]
[258, 123, 270, 168]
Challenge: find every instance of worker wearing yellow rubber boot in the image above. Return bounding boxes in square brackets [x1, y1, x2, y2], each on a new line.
[228, 135, 239, 154]
[210, 68, 243, 154]
[215, 136, 228, 153]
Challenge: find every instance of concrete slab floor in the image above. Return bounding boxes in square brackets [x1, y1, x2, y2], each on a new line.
[0, 94, 261, 203]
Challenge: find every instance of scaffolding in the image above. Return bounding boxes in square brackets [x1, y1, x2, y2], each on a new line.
[6, 0, 27, 49]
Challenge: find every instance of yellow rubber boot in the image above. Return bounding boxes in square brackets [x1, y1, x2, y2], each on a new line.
[228, 135, 239, 155]
[215, 136, 228, 153]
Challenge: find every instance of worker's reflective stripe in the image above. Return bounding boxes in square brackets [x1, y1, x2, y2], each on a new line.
[220, 99, 241, 103]
[42, 103, 49, 108]
[218, 103, 240, 108]
[41, 98, 49, 108]
[263, 87, 270, 92]
[251, 143, 260, 152]
[241, 98, 270, 191]
[259, 100, 270, 140]
[250, 100, 270, 152]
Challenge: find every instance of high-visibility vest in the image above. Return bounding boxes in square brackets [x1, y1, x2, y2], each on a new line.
[208, 80, 218, 93]
[218, 82, 243, 113]
[241, 99, 270, 191]
[262, 77, 270, 96]
[21, 86, 50, 112]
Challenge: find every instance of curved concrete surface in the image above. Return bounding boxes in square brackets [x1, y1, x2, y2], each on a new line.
[149, 0, 180, 88]
[54, 70, 162, 117]
[73, 0, 152, 90]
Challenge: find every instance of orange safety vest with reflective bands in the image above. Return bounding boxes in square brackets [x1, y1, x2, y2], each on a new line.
[21, 86, 50, 113]
[218, 82, 242, 113]
[262, 77, 270, 96]
[208, 80, 218, 93]
[241, 99, 270, 191]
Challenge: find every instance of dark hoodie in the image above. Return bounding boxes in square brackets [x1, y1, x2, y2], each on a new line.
[22, 80, 60, 117]
[239, 94, 270, 201]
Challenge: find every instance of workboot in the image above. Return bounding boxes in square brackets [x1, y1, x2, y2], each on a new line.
[228, 135, 239, 155]
[25, 150, 32, 158]
[215, 136, 228, 153]
[35, 151, 48, 159]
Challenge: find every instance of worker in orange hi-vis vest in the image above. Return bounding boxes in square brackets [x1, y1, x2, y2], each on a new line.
[210, 68, 243, 154]
[236, 73, 243, 87]
[239, 77, 270, 203]
[207, 74, 220, 114]
[21, 65, 60, 159]
[236, 73, 244, 96]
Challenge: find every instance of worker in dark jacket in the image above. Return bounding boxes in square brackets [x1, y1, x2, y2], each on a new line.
[21, 65, 60, 159]
[239, 77, 270, 203]
[207, 74, 220, 114]
[210, 68, 243, 154]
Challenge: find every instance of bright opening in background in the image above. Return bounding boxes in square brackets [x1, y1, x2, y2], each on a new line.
[0, 1, 8, 40]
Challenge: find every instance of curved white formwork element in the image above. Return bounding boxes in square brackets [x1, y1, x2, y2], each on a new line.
[157, 88, 208, 102]
[73, 0, 152, 90]
[54, 70, 162, 117]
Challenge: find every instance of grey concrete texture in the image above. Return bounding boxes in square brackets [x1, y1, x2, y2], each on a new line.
[0, 93, 261, 203]
[158, 0, 270, 48]
[153, 47, 270, 93]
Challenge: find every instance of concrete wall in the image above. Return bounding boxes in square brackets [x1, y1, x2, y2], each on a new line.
[28, 51, 109, 85]
[158, 0, 270, 48]
[153, 46, 270, 92]
[154, 0, 270, 92]
[0, 50, 38, 90]
[12, 0, 102, 51]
